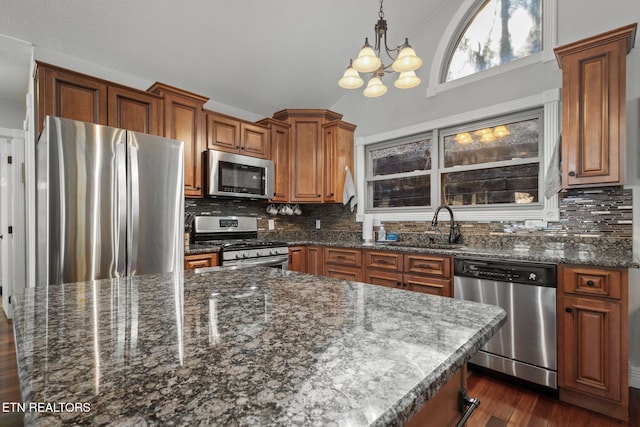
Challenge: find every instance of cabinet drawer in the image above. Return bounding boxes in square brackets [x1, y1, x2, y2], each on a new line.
[365, 250, 403, 271]
[184, 253, 219, 270]
[404, 254, 451, 278]
[404, 275, 452, 297]
[325, 265, 363, 282]
[324, 247, 362, 267]
[365, 269, 403, 289]
[561, 265, 622, 299]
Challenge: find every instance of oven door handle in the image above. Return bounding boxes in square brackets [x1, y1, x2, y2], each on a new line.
[225, 255, 288, 269]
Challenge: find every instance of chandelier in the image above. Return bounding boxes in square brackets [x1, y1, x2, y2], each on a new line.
[338, 0, 423, 98]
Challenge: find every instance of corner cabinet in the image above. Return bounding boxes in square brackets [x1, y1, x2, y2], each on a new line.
[554, 24, 636, 188]
[557, 264, 629, 421]
[148, 83, 209, 198]
[271, 109, 355, 204]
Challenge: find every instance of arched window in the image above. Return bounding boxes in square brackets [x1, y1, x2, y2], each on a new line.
[444, 0, 543, 82]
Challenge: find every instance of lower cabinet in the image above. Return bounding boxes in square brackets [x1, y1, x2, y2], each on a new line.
[324, 247, 363, 282]
[364, 250, 453, 297]
[557, 264, 629, 421]
[288, 246, 307, 273]
[184, 253, 219, 270]
[306, 245, 324, 275]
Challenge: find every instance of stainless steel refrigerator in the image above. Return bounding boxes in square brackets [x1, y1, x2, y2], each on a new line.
[36, 116, 184, 286]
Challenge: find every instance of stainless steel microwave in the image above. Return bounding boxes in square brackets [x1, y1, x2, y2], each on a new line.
[206, 150, 275, 199]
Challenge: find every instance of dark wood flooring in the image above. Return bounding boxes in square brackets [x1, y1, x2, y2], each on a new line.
[0, 296, 637, 426]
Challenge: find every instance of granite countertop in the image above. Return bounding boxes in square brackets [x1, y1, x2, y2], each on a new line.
[185, 239, 638, 269]
[13, 268, 505, 426]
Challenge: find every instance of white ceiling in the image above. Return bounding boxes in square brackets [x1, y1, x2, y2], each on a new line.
[0, 0, 448, 119]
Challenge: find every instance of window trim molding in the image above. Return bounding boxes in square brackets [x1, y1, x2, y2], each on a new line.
[426, 0, 557, 98]
[355, 88, 561, 224]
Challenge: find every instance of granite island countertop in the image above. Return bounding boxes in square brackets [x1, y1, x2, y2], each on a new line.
[13, 267, 505, 426]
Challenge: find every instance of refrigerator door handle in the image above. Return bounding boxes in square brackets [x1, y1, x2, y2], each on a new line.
[116, 143, 127, 277]
[128, 143, 140, 276]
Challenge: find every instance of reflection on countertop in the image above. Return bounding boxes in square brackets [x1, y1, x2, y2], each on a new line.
[12, 267, 505, 426]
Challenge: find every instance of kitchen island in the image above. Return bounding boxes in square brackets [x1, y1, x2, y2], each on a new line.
[12, 267, 505, 426]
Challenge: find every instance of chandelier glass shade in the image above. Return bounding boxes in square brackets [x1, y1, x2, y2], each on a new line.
[339, 0, 423, 98]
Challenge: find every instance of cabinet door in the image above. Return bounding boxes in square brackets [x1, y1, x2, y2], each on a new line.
[107, 86, 162, 135]
[288, 246, 307, 273]
[555, 25, 635, 188]
[206, 113, 240, 152]
[37, 64, 107, 132]
[365, 250, 403, 271]
[404, 275, 452, 297]
[559, 295, 622, 402]
[323, 121, 355, 203]
[268, 121, 290, 202]
[290, 117, 323, 202]
[240, 123, 270, 158]
[163, 93, 204, 198]
[306, 245, 324, 276]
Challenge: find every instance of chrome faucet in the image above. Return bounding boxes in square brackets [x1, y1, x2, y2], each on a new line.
[431, 205, 461, 244]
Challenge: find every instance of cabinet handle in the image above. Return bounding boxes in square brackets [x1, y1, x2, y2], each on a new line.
[586, 280, 595, 287]
[565, 307, 573, 313]
[378, 259, 391, 265]
[568, 171, 576, 177]
[396, 282, 402, 287]
[416, 263, 434, 269]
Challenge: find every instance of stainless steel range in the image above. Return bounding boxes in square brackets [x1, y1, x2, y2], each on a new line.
[193, 216, 288, 269]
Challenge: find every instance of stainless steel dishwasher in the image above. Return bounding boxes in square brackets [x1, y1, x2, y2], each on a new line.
[454, 257, 557, 389]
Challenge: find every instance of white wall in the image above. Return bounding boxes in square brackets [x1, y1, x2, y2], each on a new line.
[0, 100, 25, 129]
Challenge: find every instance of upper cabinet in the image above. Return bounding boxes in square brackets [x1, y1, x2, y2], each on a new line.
[148, 83, 209, 198]
[35, 62, 162, 136]
[271, 109, 355, 204]
[205, 111, 270, 159]
[257, 118, 290, 202]
[554, 24, 637, 188]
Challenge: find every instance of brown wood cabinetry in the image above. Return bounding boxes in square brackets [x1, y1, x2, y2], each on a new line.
[306, 245, 324, 276]
[271, 109, 354, 203]
[148, 83, 208, 198]
[324, 247, 363, 281]
[184, 253, 219, 270]
[288, 246, 307, 273]
[364, 250, 453, 297]
[558, 264, 629, 421]
[206, 112, 270, 158]
[323, 121, 356, 203]
[257, 118, 290, 202]
[35, 62, 163, 136]
[554, 24, 636, 188]
[107, 85, 163, 135]
[36, 62, 107, 132]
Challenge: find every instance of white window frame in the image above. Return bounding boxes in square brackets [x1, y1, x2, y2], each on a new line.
[426, 0, 557, 98]
[355, 89, 561, 224]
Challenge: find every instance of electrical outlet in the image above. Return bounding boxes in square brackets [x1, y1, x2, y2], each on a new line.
[316, 220, 321, 229]
[268, 219, 275, 230]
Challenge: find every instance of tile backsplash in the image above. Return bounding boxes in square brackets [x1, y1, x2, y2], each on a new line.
[185, 187, 632, 250]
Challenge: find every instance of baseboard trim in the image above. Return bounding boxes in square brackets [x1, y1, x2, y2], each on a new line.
[630, 364, 640, 389]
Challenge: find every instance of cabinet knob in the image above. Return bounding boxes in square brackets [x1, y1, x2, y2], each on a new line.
[565, 307, 573, 313]
[317, 194, 321, 197]
[568, 171, 576, 177]
[586, 280, 595, 287]
[196, 186, 202, 190]
[327, 192, 334, 197]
